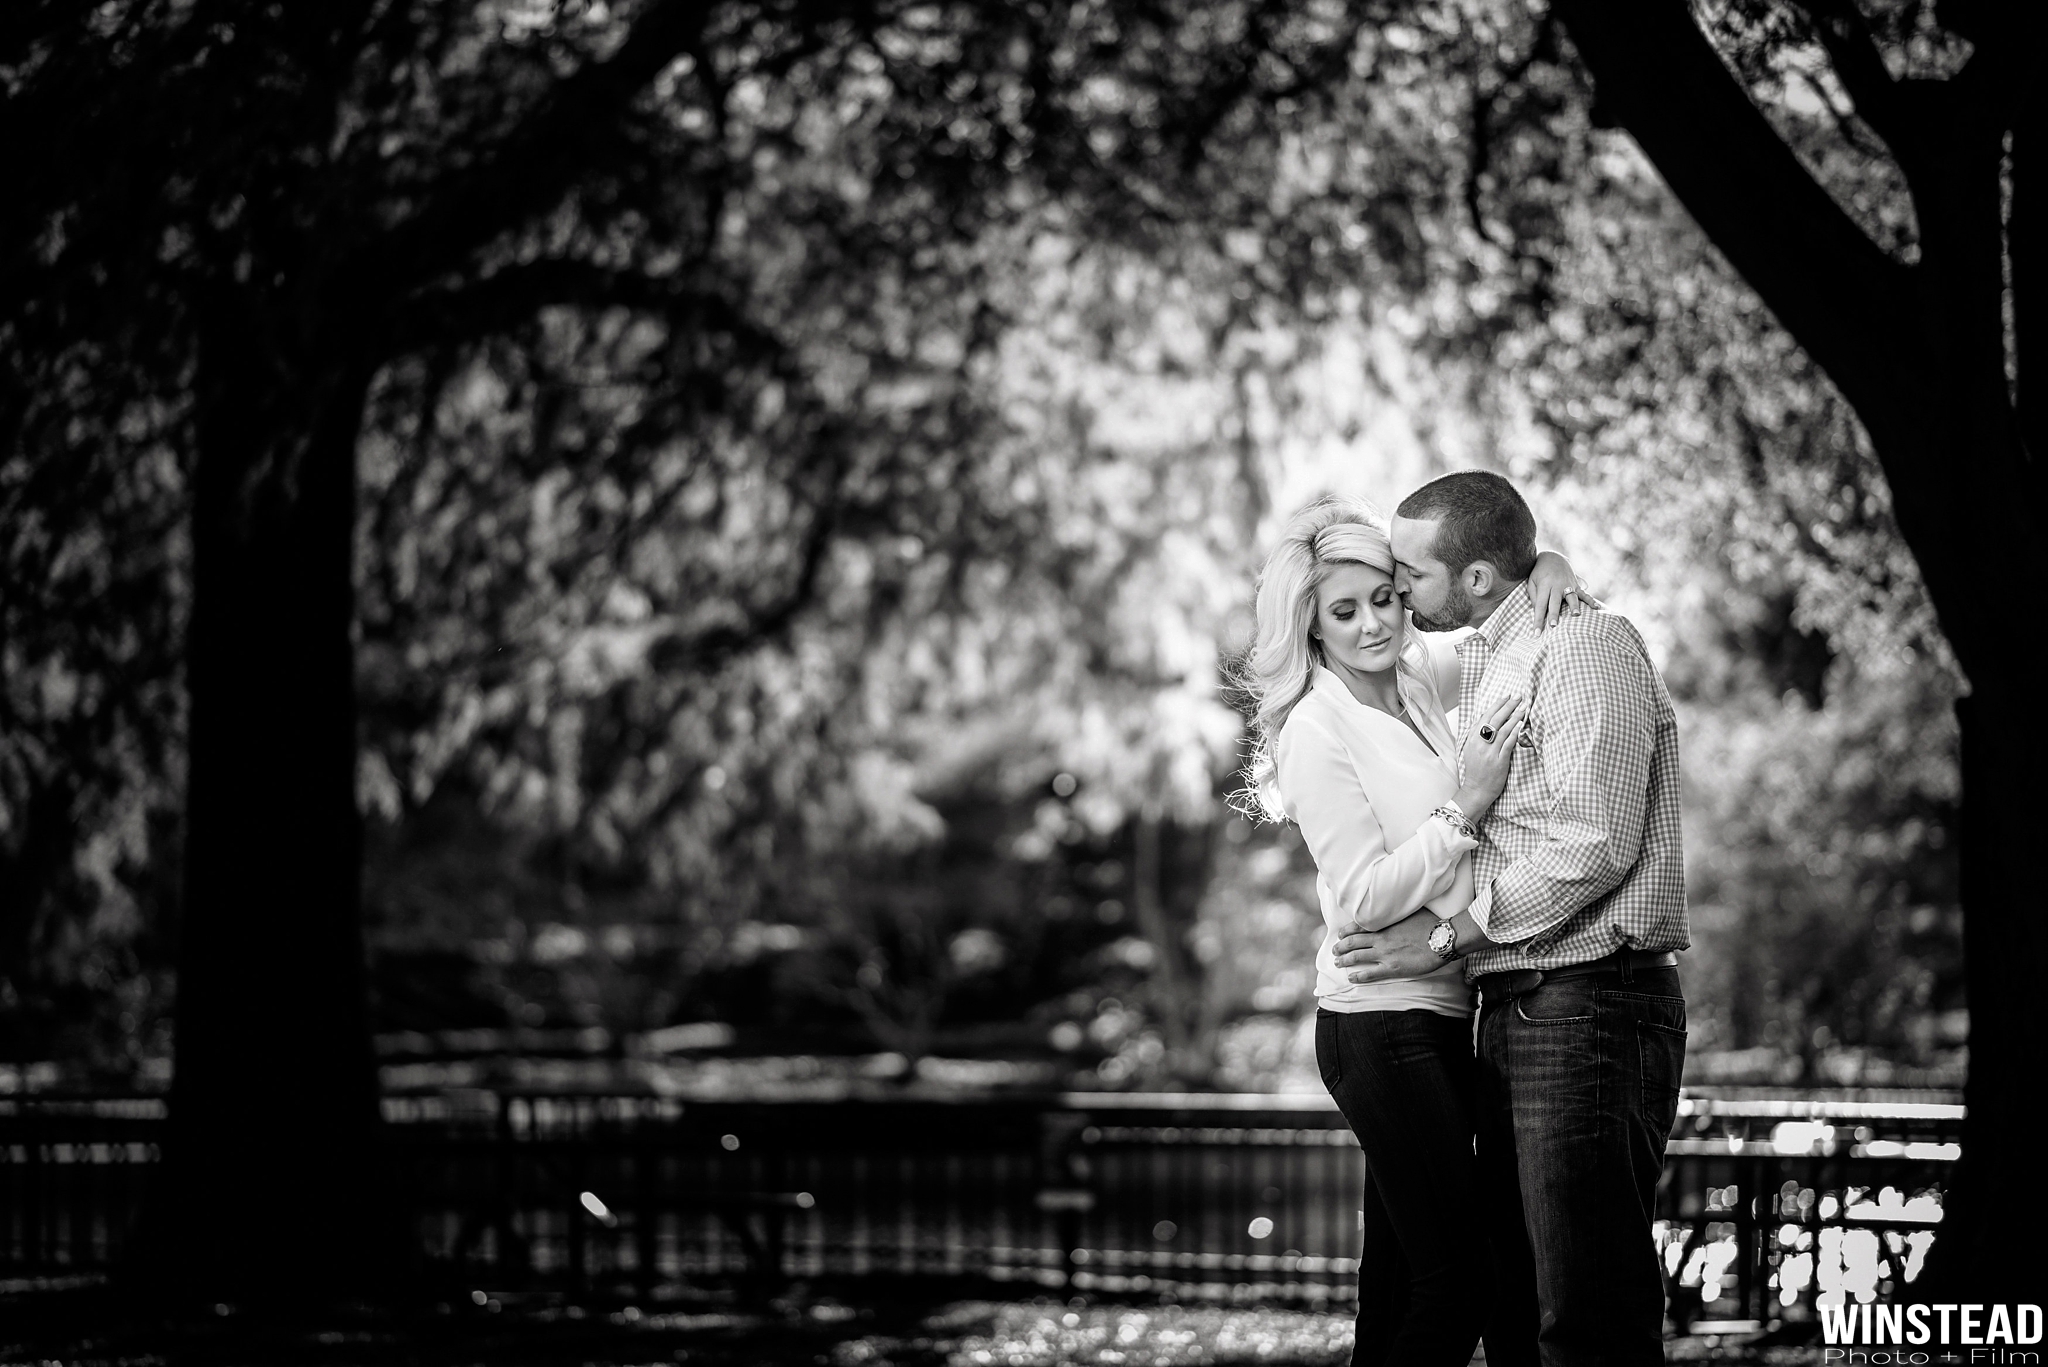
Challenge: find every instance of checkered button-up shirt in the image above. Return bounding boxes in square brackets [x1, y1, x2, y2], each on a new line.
[1456, 584, 1688, 975]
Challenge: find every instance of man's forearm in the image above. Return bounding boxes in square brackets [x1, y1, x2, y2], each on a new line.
[1331, 906, 1507, 984]
[1448, 908, 1501, 958]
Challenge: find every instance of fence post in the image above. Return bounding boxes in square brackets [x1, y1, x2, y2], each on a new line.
[635, 1116, 657, 1299]
[498, 1092, 530, 1280]
[24, 1103, 45, 1269]
[1036, 1110, 1095, 1285]
[1734, 1155, 1759, 1320]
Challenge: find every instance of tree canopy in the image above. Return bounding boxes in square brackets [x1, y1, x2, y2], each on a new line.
[3, 0, 2029, 1296]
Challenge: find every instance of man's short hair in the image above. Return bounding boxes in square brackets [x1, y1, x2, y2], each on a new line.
[1395, 471, 1539, 582]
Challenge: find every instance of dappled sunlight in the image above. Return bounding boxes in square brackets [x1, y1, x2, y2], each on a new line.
[4, 0, 2027, 1342]
[834, 1302, 1357, 1367]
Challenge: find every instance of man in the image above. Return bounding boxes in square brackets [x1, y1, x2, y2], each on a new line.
[1333, 470, 1688, 1367]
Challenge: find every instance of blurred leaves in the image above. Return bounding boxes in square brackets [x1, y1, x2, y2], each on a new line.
[1, 0, 1966, 1085]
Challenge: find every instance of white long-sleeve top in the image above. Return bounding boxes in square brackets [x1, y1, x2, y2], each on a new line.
[1274, 653, 1477, 1017]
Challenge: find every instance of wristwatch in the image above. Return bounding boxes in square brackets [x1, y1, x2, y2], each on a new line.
[1427, 919, 1460, 962]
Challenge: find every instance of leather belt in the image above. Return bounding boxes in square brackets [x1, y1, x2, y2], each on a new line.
[1476, 948, 1678, 1004]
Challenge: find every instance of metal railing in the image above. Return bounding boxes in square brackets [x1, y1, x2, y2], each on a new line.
[0, 1096, 161, 1277]
[1657, 1097, 1963, 1329]
[0, 1088, 1960, 1322]
[380, 1091, 1372, 1300]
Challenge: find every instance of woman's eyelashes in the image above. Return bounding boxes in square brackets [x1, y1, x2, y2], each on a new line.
[1330, 593, 1391, 622]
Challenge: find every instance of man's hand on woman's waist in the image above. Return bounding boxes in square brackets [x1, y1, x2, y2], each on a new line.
[1334, 909, 1500, 984]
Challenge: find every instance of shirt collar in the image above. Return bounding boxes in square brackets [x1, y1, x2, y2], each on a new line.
[1311, 663, 1361, 706]
[1311, 662, 1407, 712]
[1311, 662, 1453, 768]
[1312, 660, 1429, 719]
[1474, 581, 1537, 652]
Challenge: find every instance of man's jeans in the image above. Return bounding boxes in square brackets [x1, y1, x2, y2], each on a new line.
[1475, 966, 1686, 1367]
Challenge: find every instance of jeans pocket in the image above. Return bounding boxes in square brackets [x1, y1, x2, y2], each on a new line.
[1637, 1018, 1687, 1134]
[1315, 1012, 1342, 1091]
[1513, 979, 1596, 1026]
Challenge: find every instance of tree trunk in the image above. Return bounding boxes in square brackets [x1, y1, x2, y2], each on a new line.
[1128, 809, 1191, 1057]
[1944, 683, 2046, 1301]
[1902, 88, 2048, 1302]
[1547, 0, 2047, 1301]
[1129, 807, 1217, 1084]
[138, 326, 398, 1297]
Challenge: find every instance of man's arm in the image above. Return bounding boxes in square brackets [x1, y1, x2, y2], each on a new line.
[1468, 622, 1659, 945]
[1333, 904, 1496, 984]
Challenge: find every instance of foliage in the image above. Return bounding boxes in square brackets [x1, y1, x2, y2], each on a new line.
[0, 0, 1971, 1096]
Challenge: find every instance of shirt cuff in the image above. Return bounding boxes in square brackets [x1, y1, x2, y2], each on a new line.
[1468, 884, 1496, 937]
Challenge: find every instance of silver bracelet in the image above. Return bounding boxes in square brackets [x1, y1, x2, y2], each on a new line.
[1429, 802, 1476, 841]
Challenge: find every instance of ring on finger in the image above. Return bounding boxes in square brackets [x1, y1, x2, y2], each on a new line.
[1479, 725, 1496, 741]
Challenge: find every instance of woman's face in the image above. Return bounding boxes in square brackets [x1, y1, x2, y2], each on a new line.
[1313, 562, 1404, 676]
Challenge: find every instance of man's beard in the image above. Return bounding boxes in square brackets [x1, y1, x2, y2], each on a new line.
[1406, 581, 1474, 633]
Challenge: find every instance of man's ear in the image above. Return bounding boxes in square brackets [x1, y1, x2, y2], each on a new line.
[1465, 561, 1499, 599]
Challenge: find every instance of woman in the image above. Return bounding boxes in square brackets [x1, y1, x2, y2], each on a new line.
[1239, 493, 1583, 1367]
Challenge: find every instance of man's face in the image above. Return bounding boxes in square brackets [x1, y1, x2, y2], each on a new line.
[1391, 515, 1473, 632]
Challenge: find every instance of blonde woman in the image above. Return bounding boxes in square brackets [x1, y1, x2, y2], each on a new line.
[1239, 493, 1583, 1367]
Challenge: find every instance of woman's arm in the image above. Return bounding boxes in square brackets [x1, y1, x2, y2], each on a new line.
[1418, 553, 1588, 708]
[1276, 715, 1475, 933]
[1528, 550, 1596, 630]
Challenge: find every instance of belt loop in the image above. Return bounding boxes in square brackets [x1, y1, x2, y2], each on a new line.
[1620, 950, 1634, 984]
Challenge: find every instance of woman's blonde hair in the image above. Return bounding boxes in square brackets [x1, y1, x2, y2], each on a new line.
[1233, 493, 1425, 820]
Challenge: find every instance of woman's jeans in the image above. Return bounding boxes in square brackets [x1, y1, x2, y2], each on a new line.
[1317, 1007, 1487, 1367]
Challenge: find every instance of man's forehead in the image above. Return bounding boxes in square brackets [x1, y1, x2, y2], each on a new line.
[1390, 515, 1442, 563]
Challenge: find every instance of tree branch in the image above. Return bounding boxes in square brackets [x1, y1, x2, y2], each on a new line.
[1795, 0, 1920, 158]
[663, 445, 848, 673]
[340, 0, 714, 304]
[1464, 12, 1554, 249]
[1547, 0, 1918, 448]
[385, 257, 778, 358]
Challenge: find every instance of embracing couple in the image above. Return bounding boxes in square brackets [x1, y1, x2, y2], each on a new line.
[1241, 472, 1688, 1367]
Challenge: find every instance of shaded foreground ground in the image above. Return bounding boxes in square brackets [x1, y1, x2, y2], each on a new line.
[1, 1282, 1801, 1366]
[9, 1287, 1342, 1367]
